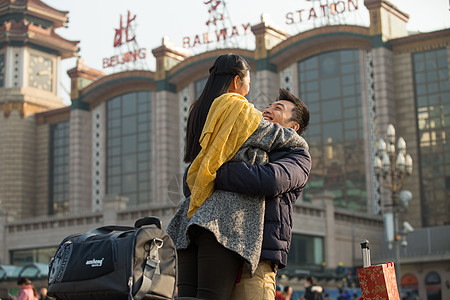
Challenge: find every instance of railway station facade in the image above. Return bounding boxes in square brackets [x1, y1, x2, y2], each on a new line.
[0, 0, 449, 298]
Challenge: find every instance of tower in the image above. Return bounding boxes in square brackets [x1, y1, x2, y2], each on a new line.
[0, 0, 79, 218]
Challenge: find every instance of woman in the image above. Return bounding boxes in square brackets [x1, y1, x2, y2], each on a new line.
[11, 278, 39, 300]
[167, 54, 308, 300]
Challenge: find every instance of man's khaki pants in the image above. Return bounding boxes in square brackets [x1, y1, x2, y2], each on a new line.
[230, 260, 277, 300]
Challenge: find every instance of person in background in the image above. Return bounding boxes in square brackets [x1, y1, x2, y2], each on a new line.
[337, 288, 353, 300]
[403, 291, 419, 300]
[283, 285, 293, 300]
[275, 285, 284, 300]
[38, 287, 51, 300]
[302, 276, 323, 300]
[10, 278, 38, 300]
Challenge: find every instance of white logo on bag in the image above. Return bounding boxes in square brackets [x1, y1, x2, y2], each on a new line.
[86, 258, 104, 267]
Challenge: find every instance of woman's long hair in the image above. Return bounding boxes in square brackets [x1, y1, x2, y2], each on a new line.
[183, 54, 250, 163]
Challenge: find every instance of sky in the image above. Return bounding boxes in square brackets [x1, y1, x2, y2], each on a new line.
[42, 0, 450, 104]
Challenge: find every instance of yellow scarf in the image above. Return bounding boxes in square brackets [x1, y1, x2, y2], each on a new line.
[186, 93, 262, 218]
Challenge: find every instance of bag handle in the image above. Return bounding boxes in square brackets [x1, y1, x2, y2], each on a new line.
[79, 225, 135, 242]
[134, 216, 162, 229]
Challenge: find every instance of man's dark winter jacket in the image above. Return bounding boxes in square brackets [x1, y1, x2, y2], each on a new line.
[215, 147, 311, 268]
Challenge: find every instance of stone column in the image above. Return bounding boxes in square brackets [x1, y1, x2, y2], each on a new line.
[365, 0, 409, 42]
[103, 195, 129, 225]
[312, 192, 337, 268]
[364, 1, 403, 215]
[364, 0, 410, 135]
[251, 15, 289, 108]
[151, 38, 189, 204]
[67, 59, 104, 213]
[0, 210, 6, 264]
[0, 110, 36, 219]
[0, 207, 14, 264]
[323, 193, 337, 268]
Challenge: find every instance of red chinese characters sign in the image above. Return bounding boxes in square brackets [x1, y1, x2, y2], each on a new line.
[103, 11, 147, 69]
[182, 0, 251, 48]
[114, 11, 136, 47]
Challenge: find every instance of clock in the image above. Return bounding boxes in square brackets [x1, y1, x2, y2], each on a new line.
[0, 54, 4, 87]
[29, 54, 53, 91]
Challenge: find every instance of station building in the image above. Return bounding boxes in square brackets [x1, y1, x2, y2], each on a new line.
[0, 0, 449, 298]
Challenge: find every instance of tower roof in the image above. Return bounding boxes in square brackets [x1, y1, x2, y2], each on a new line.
[0, 0, 79, 59]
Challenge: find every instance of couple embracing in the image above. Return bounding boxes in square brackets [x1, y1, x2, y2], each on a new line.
[167, 54, 311, 300]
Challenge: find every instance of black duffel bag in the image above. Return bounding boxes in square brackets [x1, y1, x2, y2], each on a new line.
[48, 216, 177, 300]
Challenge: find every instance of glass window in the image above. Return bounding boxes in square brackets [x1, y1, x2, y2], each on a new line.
[345, 130, 358, 140]
[416, 84, 427, 96]
[122, 93, 137, 115]
[415, 73, 426, 83]
[344, 107, 357, 118]
[343, 85, 356, 97]
[439, 80, 449, 91]
[322, 99, 341, 121]
[320, 78, 341, 100]
[306, 92, 319, 102]
[343, 96, 357, 108]
[308, 124, 321, 136]
[323, 122, 343, 143]
[308, 102, 320, 113]
[319, 52, 339, 77]
[305, 57, 318, 70]
[11, 247, 58, 265]
[342, 74, 354, 85]
[106, 91, 152, 206]
[306, 81, 319, 92]
[306, 70, 319, 81]
[122, 116, 137, 135]
[342, 63, 355, 74]
[122, 155, 137, 173]
[340, 50, 355, 63]
[50, 121, 69, 216]
[345, 119, 358, 130]
[413, 48, 450, 227]
[299, 49, 366, 211]
[195, 77, 208, 99]
[288, 234, 324, 267]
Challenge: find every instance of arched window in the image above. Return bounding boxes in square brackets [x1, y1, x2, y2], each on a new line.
[401, 274, 419, 297]
[425, 271, 442, 300]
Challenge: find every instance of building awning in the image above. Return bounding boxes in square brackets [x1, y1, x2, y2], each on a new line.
[0, 265, 21, 280]
[0, 263, 49, 281]
[18, 263, 49, 279]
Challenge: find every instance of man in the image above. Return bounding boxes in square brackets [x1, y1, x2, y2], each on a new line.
[215, 88, 311, 300]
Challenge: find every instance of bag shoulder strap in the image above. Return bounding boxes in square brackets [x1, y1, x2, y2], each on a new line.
[133, 238, 164, 300]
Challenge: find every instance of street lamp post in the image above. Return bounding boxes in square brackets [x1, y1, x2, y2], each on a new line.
[374, 124, 413, 291]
